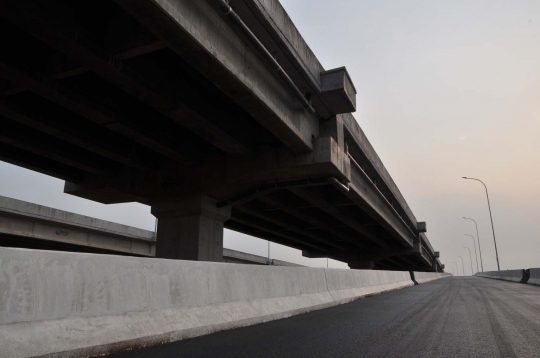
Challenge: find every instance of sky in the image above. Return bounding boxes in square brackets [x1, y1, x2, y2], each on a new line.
[1, 0, 540, 272]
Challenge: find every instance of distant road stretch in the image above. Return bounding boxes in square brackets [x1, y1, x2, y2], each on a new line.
[111, 277, 540, 358]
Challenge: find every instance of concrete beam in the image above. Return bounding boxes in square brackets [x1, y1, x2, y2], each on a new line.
[0, 0, 251, 156]
[288, 187, 387, 248]
[235, 205, 342, 250]
[227, 217, 328, 252]
[0, 128, 113, 176]
[115, 0, 319, 153]
[348, 260, 375, 270]
[347, 163, 415, 248]
[0, 195, 155, 256]
[0, 103, 153, 171]
[0, 145, 84, 183]
[0, 61, 188, 163]
[258, 195, 363, 250]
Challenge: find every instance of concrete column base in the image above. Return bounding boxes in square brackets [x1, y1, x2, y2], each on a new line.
[151, 196, 231, 262]
[348, 260, 375, 270]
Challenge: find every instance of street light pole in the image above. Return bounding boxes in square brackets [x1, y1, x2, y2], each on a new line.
[457, 255, 466, 276]
[452, 262, 460, 276]
[463, 217, 484, 272]
[462, 177, 501, 270]
[463, 246, 474, 275]
[464, 234, 479, 273]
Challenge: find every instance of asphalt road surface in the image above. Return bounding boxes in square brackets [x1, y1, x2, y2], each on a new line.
[111, 277, 540, 358]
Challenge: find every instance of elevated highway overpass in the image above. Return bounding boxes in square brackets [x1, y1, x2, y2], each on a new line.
[0, 195, 304, 266]
[0, 0, 443, 271]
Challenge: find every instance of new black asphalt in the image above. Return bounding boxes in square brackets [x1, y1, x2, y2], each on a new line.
[110, 277, 540, 358]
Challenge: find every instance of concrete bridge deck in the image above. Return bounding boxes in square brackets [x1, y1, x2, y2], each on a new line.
[0, 195, 304, 266]
[0, 0, 442, 271]
[109, 277, 540, 358]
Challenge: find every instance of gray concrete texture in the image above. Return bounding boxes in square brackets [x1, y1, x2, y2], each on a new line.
[0, 195, 303, 267]
[475, 268, 540, 286]
[0, 0, 442, 271]
[412, 271, 452, 284]
[477, 269, 527, 283]
[528, 268, 540, 286]
[0, 247, 449, 358]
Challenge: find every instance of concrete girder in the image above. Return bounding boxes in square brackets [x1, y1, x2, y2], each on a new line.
[0, 41, 165, 98]
[114, 0, 319, 154]
[0, 61, 189, 163]
[257, 195, 366, 250]
[228, 217, 329, 253]
[347, 169, 415, 249]
[0, 129, 112, 176]
[0, 0, 251, 157]
[341, 113, 420, 236]
[0, 103, 153, 171]
[287, 187, 387, 248]
[63, 136, 348, 204]
[0, 145, 84, 183]
[235, 205, 345, 251]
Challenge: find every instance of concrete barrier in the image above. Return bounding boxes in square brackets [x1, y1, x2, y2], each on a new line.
[0, 247, 449, 358]
[325, 269, 414, 302]
[476, 269, 527, 283]
[412, 272, 453, 284]
[528, 268, 540, 286]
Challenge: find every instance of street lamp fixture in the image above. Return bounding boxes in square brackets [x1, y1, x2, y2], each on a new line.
[464, 234, 479, 273]
[452, 261, 460, 276]
[456, 255, 466, 276]
[463, 246, 474, 275]
[463, 217, 484, 271]
[462, 177, 500, 270]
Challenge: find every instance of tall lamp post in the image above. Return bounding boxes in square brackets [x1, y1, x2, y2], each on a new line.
[463, 246, 474, 275]
[452, 262, 460, 276]
[463, 217, 484, 271]
[456, 255, 466, 276]
[464, 234, 479, 273]
[462, 177, 500, 270]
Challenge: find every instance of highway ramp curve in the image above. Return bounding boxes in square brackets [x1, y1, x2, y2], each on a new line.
[110, 276, 540, 358]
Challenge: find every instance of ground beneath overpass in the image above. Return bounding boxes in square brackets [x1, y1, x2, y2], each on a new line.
[110, 277, 540, 358]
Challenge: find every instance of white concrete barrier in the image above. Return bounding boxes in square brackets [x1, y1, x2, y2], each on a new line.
[0, 247, 447, 358]
[476, 269, 525, 283]
[325, 269, 414, 302]
[412, 272, 452, 284]
[528, 268, 540, 286]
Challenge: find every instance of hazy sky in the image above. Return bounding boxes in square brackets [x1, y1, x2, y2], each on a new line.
[1, 0, 539, 272]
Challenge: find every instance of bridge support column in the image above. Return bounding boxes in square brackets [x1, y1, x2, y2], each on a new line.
[348, 261, 375, 270]
[151, 196, 231, 262]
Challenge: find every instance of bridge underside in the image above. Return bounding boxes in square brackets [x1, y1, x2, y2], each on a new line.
[0, 0, 441, 271]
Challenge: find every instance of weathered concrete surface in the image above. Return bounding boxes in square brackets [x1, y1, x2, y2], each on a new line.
[0, 0, 443, 272]
[529, 268, 540, 286]
[476, 269, 526, 283]
[412, 271, 452, 284]
[222, 248, 304, 267]
[325, 269, 414, 302]
[117, 0, 320, 153]
[151, 196, 231, 261]
[0, 195, 155, 256]
[0, 247, 452, 358]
